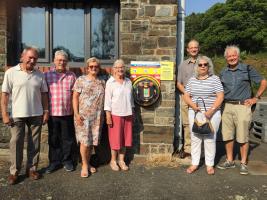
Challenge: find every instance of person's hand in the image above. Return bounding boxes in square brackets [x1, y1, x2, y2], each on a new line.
[106, 115, 113, 128]
[205, 109, 213, 119]
[75, 114, 84, 126]
[43, 111, 49, 125]
[192, 104, 200, 113]
[244, 98, 257, 107]
[2, 113, 14, 126]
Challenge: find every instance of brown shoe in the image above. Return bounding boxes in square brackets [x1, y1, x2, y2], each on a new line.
[179, 150, 191, 159]
[8, 173, 18, 185]
[27, 170, 41, 180]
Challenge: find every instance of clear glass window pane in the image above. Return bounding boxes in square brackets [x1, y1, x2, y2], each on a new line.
[91, 7, 115, 60]
[21, 7, 46, 58]
[53, 6, 84, 62]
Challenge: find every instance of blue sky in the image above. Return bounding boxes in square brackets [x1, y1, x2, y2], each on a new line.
[186, 0, 226, 15]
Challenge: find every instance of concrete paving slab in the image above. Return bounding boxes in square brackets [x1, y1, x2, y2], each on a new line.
[248, 161, 267, 175]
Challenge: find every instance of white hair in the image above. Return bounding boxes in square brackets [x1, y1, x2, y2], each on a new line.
[54, 50, 68, 60]
[86, 57, 100, 67]
[224, 45, 240, 58]
[113, 59, 125, 68]
[195, 56, 213, 77]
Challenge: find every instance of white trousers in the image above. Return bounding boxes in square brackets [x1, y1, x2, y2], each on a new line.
[188, 110, 221, 166]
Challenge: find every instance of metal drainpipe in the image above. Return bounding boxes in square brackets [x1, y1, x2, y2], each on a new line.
[173, 0, 185, 153]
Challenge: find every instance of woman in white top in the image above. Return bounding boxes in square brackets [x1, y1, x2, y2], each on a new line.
[184, 56, 224, 175]
[104, 59, 134, 171]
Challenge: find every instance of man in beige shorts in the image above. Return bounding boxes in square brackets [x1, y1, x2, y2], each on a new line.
[218, 45, 267, 175]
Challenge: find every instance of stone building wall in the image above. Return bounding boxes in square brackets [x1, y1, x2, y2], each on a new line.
[0, 2, 8, 147]
[0, 1, 7, 69]
[120, 0, 177, 153]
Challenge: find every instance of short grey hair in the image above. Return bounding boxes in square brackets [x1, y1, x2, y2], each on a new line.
[22, 46, 39, 56]
[86, 57, 100, 67]
[195, 56, 213, 77]
[224, 45, 240, 58]
[54, 50, 68, 60]
[113, 59, 125, 68]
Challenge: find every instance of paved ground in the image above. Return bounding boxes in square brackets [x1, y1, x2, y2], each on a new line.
[0, 133, 267, 200]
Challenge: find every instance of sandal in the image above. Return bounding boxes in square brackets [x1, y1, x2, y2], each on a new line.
[186, 165, 198, 174]
[118, 161, 129, 171]
[81, 167, 89, 178]
[110, 161, 119, 171]
[206, 166, 215, 175]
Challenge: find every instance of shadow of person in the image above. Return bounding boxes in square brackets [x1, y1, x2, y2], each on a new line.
[215, 122, 261, 166]
[91, 122, 111, 167]
[125, 105, 144, 165]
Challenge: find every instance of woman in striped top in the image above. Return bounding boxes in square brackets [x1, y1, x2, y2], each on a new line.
[183, 56, 224, 175]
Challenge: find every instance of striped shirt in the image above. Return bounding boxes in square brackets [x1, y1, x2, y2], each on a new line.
[45, 70, 76, 116]
[185, 75, 223, 111]
[177, 55, 214, 86]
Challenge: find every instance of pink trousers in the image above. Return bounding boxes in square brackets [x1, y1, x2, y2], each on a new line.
[108, 115, 133, 150]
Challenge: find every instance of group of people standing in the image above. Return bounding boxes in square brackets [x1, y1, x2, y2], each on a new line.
[1, 40, 266, 185]
[1, 47, 134, 185]
[177, 39, 267, 175]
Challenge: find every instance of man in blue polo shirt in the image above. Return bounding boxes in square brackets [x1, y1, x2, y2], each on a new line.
[218, 45, 267, 175]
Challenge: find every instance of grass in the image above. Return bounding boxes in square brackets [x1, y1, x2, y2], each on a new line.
[143, 153, 190, 168]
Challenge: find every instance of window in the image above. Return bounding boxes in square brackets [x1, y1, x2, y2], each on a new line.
[20, 1, 119, 66]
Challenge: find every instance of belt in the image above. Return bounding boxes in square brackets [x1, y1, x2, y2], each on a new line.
[224, 100, 245, 105]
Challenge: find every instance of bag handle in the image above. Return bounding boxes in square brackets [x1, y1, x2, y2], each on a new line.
[194, 97, 207, 119]
[195, 97, 207, 111]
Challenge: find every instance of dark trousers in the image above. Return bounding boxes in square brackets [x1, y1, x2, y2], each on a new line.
[48, 115, 76, 165]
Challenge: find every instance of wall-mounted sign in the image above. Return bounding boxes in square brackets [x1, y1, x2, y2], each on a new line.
[160, 61, 174, 81]
[130, 61, 161, 84]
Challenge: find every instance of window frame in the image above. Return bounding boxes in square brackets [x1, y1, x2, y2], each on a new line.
[18, 0, 119, 67]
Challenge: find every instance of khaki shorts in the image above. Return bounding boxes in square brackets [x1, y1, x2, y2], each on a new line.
[222, 103, 252, 143]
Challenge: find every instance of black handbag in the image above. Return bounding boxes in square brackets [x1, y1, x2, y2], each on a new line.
[192, 97, 214, 135]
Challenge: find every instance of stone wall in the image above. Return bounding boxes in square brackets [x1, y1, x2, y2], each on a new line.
[0, 1, 7, 69]
[120, 0, 177, 152]
[0, 1, 8, 147]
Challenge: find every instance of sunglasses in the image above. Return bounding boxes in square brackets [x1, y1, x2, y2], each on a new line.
[198, 63, 208, 67]
[88, 65, 99, 69]
[114, 66, 124, 69]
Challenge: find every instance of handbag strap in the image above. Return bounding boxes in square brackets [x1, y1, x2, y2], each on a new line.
[195, 97, 207, 111]
[194, 97, 207, 119]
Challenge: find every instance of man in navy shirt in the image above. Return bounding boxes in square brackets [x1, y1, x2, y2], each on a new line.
[218, 45, 267, 175]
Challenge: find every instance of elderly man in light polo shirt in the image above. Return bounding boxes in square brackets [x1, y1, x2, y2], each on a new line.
[176, 39, 214, 158]
[1, 47, 49, 185]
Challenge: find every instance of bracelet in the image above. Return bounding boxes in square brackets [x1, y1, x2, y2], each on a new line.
[43, 110, 49, 113]
[211, 107, 216, 111]
[255, 94, 261, 99]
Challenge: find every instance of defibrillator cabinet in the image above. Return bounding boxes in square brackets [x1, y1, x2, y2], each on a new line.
[130, 61, 161, 107]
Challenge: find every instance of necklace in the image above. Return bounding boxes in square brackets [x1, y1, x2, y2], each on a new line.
[197, 75, 209, 80]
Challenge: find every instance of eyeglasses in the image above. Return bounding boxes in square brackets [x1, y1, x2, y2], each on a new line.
[88, 65, 99, 69]
[198, 63, 208, 67]
[114, 66, 124, 69]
